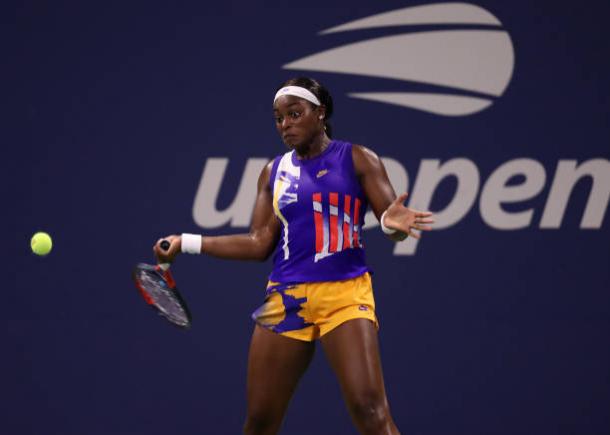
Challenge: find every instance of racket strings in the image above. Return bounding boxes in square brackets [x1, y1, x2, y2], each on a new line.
[138, 270, 189, 325]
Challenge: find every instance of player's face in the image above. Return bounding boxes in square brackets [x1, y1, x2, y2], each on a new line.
[273, 95, 324, 150]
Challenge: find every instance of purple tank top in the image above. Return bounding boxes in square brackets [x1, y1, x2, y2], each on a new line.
[268, 140, 370, 283]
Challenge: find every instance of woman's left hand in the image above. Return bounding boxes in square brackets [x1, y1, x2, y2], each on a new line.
[382, 193, 435, 240]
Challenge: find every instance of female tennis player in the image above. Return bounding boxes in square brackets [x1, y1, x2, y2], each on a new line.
[154, 77, 434, 435]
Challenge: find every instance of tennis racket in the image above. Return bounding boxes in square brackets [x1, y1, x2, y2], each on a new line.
[132, 240, 192, 329]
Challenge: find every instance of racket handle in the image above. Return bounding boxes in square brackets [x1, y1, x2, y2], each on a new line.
[159, 239, 171, 271]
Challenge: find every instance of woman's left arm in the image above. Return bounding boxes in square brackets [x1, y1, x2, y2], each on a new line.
[352, 144, 434, 241]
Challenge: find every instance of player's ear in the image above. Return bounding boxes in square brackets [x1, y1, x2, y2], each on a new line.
[316, 105, 326, 120]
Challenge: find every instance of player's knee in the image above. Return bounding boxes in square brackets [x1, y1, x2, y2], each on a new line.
[243, 409, 282, 435]
[347, 392, 392, 431]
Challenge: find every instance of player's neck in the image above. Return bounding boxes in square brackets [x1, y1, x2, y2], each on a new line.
[294, 133, 331, 160]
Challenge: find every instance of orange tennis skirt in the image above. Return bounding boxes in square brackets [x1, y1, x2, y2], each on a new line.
[251, 272, 378, 341]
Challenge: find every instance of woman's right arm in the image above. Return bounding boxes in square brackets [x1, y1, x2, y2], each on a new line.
[153, 161, 280, 262]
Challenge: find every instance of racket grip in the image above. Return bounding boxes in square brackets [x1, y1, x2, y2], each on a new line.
[158, 240, 171, 270]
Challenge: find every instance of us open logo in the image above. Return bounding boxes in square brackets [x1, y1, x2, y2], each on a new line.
[283, 2, 514, 117]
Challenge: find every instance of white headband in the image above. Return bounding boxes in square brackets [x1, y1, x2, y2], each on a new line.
[274, 86, 321, 106]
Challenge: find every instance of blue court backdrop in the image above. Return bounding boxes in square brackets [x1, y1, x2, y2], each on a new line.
[4, 1, 609, 434]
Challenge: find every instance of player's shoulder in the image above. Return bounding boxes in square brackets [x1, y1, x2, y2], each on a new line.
[264, 160, 274, 175]
[351, 143, 378, 158]
[350, 143, 381, 176]
[258, 159, 276, 190]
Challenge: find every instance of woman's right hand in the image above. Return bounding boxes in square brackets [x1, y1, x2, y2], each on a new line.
[153, 234, 182, 264]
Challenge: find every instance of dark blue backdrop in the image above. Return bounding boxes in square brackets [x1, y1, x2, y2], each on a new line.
[5, 1, 609, 434]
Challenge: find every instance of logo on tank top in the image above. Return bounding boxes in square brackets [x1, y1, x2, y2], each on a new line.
[282, 3, 514, 117]
[312, 192, 363, 262]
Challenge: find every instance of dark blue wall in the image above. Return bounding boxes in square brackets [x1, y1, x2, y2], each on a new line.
[5, 1, 609, 434]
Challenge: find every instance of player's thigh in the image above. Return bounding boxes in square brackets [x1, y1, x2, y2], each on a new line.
[246, 325, 315, 414]
[320, 318, 388, 404]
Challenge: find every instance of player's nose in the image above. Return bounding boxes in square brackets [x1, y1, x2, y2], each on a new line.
[281, 117, 294, 131]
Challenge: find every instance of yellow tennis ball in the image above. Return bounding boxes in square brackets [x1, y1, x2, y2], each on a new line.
[31, 232, 53, 256]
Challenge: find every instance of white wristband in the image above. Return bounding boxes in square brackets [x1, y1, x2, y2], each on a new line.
[181, 233, 202, 254]
[380, 210, 397, 235]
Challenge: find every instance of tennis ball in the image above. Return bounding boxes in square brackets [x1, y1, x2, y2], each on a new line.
[31, 232, 53, 256]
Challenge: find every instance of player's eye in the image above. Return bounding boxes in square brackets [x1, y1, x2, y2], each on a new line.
[290, 111, 301, 119]
[275, 115, 283, 124]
